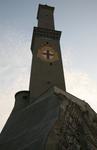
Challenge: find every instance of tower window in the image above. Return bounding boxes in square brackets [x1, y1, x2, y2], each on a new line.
[49, 63, 53, 66]
[47, 81, 50, 84]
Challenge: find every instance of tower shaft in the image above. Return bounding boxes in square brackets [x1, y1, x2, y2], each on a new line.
[29, 4, 66, 101]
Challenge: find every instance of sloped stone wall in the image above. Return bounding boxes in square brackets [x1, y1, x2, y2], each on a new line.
[46, 87, 97, 150]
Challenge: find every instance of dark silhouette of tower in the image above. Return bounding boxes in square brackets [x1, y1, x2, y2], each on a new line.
[29, 4, 66, 101]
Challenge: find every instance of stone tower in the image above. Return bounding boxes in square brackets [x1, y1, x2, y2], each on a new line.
[0, 4, 97, 150]
[29, 4, 66, 101]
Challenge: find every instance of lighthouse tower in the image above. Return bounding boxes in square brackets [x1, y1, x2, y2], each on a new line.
[29, 4, 66, 101]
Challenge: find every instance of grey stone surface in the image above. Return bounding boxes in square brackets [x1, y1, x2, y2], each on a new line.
[46, 87, 97, 150]
[0, 89, 59, 150]
[0, 87, 97, 150]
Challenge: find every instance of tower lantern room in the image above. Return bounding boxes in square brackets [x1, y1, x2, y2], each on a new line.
[37, 4, 55, 30]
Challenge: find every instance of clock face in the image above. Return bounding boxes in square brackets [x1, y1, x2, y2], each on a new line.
[37, 44, 59, 62]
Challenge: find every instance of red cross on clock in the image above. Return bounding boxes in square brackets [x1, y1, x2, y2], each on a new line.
[37, 44, 59, 62]
[42, 50, 54, 59]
